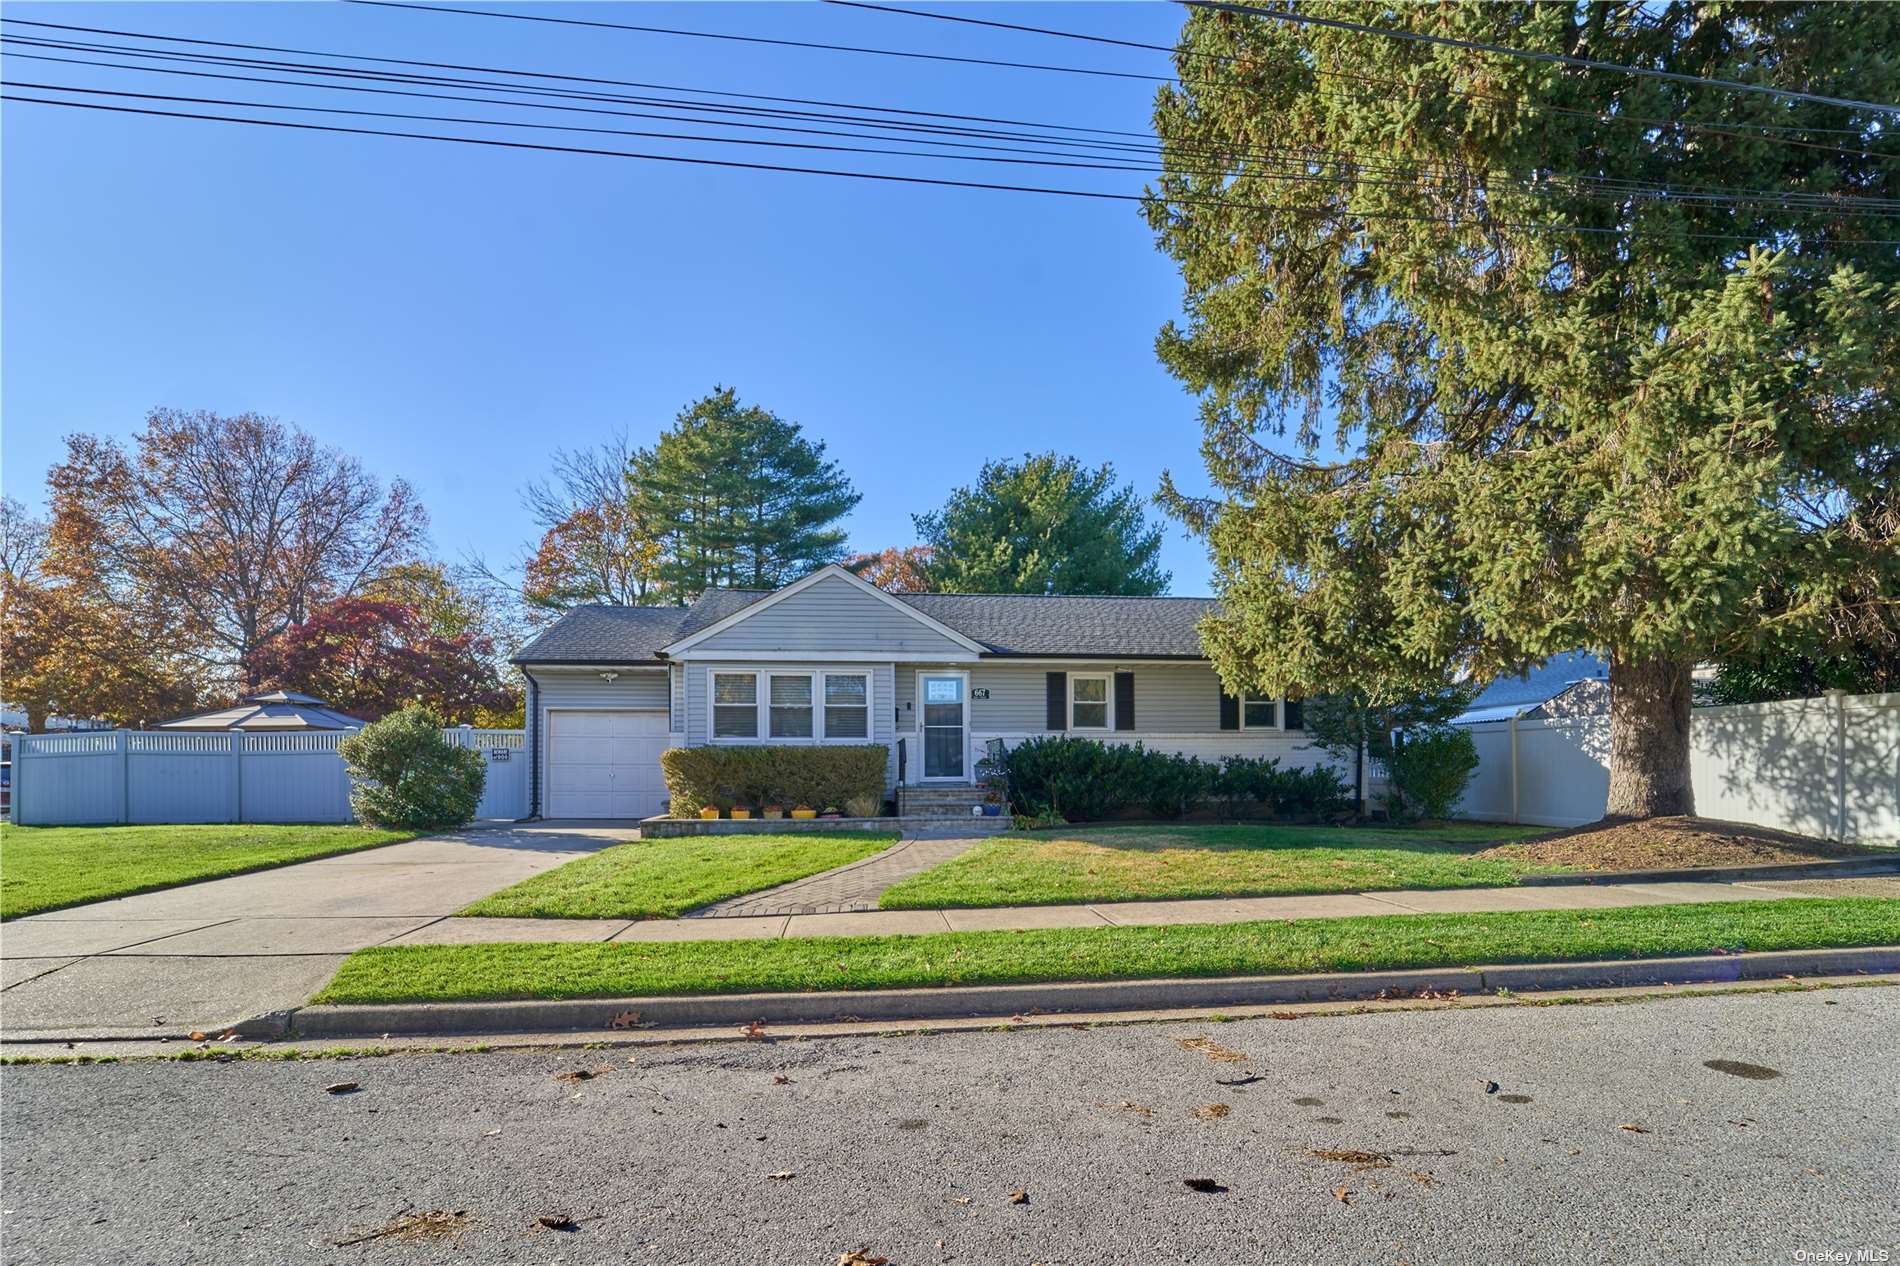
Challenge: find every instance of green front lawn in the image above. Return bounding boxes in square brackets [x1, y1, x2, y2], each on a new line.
[314, 896, 1900, 1003]
[458, 832, 899, 920]
[877, 822, 1553, 910]
[0, 823, 418, 920]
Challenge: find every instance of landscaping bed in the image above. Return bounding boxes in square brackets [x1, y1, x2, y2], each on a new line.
[0, 823, 418, 920]
[1476, 816, 1890, 873]
[876, 822, 1551, 909]
[312, 896, 1900, 1003]
[458, 832, 899, 920]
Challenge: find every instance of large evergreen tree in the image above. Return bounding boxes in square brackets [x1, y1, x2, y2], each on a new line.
[915, 453, 1170, 595]
[628, 389, 860, 598]
[1148, 2, 1899, 819]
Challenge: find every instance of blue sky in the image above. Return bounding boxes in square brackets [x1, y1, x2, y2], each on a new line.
[1, 1, 1222, 593]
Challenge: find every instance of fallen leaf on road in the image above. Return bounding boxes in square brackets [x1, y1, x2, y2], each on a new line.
[1333, 1187, 1353, 1205]
[1268, 1011, 1299, 1020]
[323, 1081, 360, 1096]
[333, 1209, 470, 1246]
[1618, 1123, 1650, 1134]
[773, 1074, 793, 1085]
[1178, 1036, 1246, 1063]
[533, 1214, 578, 1232]
[482, 1129, 501, 1137]
[1191, 1103, 1231, 1120]
[220, 1032, 238, 1042]
[1311, 1150, 1392, 1169]
[1008, 1189, 1028, 1204]
[1406, 1171, 1438, 1187]
[606, 1009, 643, 1030]
[1182, 1178, 1228, 1193]
[188, 1032, 207, 1041]
[838, 1250, 888, 1266]
[768, 1171, 795, 1181]
[553, 1067, 610, 1084]
[739, 1020, 768, 1041]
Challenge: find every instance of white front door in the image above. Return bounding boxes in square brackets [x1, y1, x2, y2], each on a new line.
[919, 673, 968, 781]
[546, 709, 671, 819]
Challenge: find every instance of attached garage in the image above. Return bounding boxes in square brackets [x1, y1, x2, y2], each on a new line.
[545, 708, 672, 820]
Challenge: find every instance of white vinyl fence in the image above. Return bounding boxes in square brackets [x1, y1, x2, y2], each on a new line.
[1456, 691, 1899, 845]
[11, 728, 528, 826]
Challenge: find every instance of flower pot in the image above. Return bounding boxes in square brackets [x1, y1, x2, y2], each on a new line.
[761, 808, 784, 820]
[730, 808, 751, 820]
[697, 806, 720, 820]
[790, 807, 817, 820]
[981, 804, 1002, 817]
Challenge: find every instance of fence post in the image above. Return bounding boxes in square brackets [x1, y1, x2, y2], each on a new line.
[1825, 689, 1848, 842]
[230, 732, 244, 824]
[1508, 715, 1520, 825]
[116, 729, 130, 825]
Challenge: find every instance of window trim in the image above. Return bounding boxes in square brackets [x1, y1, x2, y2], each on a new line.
[1068, 672, 1112, 731]
[707, 668, 876, 744]
[1239, 692, 1281, 731]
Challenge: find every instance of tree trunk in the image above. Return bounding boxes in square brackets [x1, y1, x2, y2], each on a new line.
[1604, 653, 1696, 819]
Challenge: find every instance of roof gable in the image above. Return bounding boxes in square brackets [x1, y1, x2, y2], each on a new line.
[661, 566, 985, 658]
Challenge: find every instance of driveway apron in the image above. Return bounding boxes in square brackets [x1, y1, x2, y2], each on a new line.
[0, 826, 631, 1039]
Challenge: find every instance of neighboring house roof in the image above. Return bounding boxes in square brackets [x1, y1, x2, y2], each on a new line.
[1453, 651, 1610, 725]
[514, 571, 1218, 665]
[154, 690, 367, 731]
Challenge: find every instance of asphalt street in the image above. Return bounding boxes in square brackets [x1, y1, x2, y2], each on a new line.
[2, 986, 1895, 1266]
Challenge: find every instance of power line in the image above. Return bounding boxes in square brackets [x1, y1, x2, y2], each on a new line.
[345, 0, 1173, 84]
[1185, 0, 1900, 116]
[8, 90, 1898, 246]
[12, 41, 1893, 218]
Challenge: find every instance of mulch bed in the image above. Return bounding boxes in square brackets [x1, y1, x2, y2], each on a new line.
[1477, 816, 1887, 873]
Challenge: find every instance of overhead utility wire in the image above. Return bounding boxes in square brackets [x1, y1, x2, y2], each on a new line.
[1184, 0, 1900, 115]
[7, 91, 1898, 247]
[11, 43, 1892, 217]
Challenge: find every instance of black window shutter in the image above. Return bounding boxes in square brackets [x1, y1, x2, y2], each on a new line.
[1219, 688, 1239, 731]
[1045, 672, 1067, 731]
[1283, 698, 1304, 730]
[1113, 672, 1135, 731]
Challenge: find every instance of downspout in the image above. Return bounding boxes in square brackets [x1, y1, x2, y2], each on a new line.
[524, 669, 541, 821]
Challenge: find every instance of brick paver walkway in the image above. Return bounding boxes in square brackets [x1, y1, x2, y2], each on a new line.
[688, 834, 986, 917]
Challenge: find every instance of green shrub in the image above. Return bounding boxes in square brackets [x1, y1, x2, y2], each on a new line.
[1387, 725, 1480, 821]
[1002, 737, 1354, 823]
[338, 705, 486, 830]
[660, 746, 888, 816]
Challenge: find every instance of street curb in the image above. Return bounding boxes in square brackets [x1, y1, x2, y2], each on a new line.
[1521, 856, 1900, 886]
[268, 945, 1900, 1039]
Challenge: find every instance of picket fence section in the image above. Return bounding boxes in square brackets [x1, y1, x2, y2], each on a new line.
[12, 728, 528, 826]
[1455, 691, 1898, 845]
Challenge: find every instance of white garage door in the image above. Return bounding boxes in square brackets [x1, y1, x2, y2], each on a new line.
[546, 709, 672, 820]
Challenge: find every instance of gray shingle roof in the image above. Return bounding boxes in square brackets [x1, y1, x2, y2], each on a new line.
[514, 586, 1215, 663]
[896, 593, 1214, 657]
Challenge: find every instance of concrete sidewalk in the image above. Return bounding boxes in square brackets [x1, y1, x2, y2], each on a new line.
[380, 873, 1899, 947]
[0, 825, 632, 1038]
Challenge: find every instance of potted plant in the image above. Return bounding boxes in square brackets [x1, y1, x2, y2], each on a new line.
[730, 805, 752, 820]
[761, 803, 784, 820]
[790, 804, 818, 820]
[818, 806, 842, 819]
[697, 805, 720, 820]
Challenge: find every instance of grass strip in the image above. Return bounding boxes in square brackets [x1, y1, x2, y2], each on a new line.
[458, 832, 899, 920]
[314, 896, 1900, 1004]
[1, 823, 417, 920]
[878, 823, 1554, 909]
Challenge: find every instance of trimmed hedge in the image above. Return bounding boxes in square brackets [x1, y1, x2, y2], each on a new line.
[660, 745, 889, 816]
[1001, 736, 1351, 823]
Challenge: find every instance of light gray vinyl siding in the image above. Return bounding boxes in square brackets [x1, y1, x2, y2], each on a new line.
[963, 661, 1231, 733]
[894, 665, 916, 732]
[684, 575, 971, 657]
[670, 663, 685, 732]
[533, 668, 671, 713]
[683, 661, 899, 790]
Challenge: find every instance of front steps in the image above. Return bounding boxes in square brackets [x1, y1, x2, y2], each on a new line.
[897, 784, 1008, 823]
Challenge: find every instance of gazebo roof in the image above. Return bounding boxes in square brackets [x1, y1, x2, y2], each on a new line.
[154, 691, 367, 732]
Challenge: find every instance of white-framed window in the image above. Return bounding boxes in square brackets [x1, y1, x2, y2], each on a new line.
[823, 672, 870, 739]
[1242, 693, 1278, 729]
[712, 672, 759, 738]
[1070, 673, 1110, 730]
[768, 673, 814, 738]
[709, 669, 875, 743]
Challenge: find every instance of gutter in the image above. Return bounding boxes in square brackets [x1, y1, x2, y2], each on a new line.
[523, 669, 541, 820]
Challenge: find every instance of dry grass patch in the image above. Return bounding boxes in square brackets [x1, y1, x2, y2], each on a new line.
[1476, 816, 1886, 873]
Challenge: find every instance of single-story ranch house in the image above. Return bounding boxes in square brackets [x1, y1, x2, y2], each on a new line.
[513, 564, 1328, 820]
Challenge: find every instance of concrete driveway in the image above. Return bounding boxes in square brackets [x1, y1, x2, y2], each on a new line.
[0, 825, 633, 1040]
